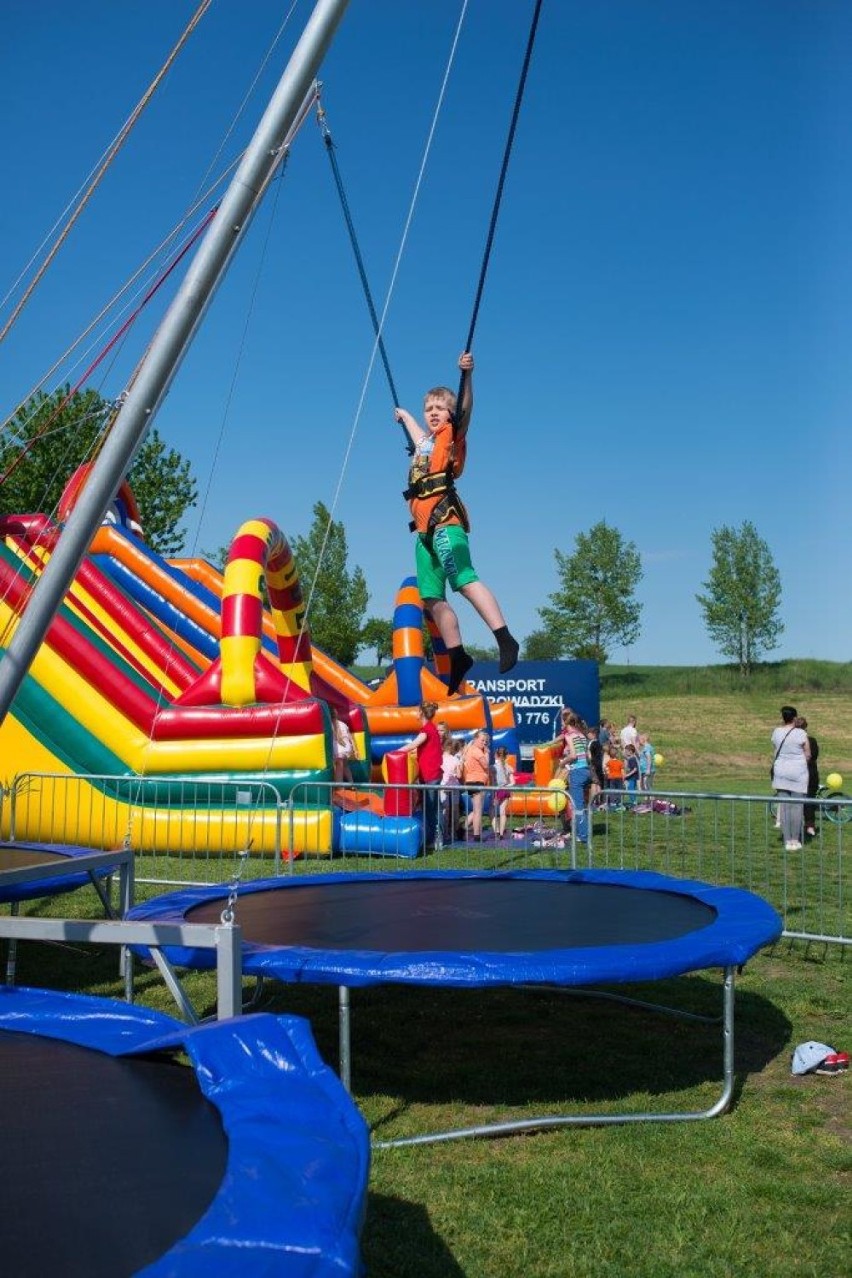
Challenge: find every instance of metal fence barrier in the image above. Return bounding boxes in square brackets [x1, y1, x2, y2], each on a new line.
[588, 788, 850, 946]
[3, 772, 848, 944]
[4, 772, 286, 885]
[287, 778, 580, 870]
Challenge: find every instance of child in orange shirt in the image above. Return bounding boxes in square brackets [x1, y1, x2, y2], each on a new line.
[604, 744, 625, 807]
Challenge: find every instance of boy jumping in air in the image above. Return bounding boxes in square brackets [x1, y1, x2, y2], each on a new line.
[395, 351, 519, 695]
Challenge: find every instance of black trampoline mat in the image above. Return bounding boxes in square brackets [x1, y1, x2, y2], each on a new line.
[0, 847, 69, 873]
[187, 877, 717, 953]
[0, 1031, 228, 1277]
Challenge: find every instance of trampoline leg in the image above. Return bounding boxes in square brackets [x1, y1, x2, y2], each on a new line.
[122, 855, 135, 992]
[374, 966, 739, 1147]
[86, 852, 136, 984]
[5, 902, 19, 986]
[709, 965, 736, 1119]
[339, 985, 352, 1092]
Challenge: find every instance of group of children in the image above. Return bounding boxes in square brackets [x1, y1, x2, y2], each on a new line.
[438, 724, 514, 843]
[598, 734, 657, 807]
[548, 712, 659, 812]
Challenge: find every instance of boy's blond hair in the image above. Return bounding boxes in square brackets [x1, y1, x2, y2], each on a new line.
[423, 385, 456, 412]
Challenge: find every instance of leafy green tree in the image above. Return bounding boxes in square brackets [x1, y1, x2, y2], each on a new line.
[696, 520, 783, 676]
[125, 428, 197, 556]
[360, 617, 393, 666]
[0, 386, 197, 555]
[292, 501, 369, 667]
[537, 520, 642, 664]
[203, 542, 231, 572]
[522, 628, 564, 660]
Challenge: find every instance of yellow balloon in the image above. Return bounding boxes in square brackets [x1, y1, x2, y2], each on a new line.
[546, 777, 567, 814]
[826, 772, 843, 792]
[654, 753, 665, 767]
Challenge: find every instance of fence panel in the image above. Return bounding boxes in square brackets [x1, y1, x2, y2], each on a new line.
[5, 773, 286, 886]
[4, 773, 847, 943]
[590, 788, 849, 945]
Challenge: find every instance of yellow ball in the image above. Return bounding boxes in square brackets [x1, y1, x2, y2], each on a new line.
[654, 753, 664, 767]
[546, 777, 567, 814]
[826, 772, 843, 792]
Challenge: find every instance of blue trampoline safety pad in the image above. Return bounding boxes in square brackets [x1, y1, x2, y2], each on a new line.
[128, 868, 783, 989]
[0, 987, 369, 1277]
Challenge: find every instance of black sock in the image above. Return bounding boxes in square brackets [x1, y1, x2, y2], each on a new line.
[447, 645, 474, 695]
[493, 626, 519, 674]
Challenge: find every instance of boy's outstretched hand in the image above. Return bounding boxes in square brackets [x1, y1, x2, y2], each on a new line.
[458, 351, 474, 372]
[395, 406, 417, 429]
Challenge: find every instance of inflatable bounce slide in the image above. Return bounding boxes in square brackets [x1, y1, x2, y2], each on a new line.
[0, 476, 518, 858]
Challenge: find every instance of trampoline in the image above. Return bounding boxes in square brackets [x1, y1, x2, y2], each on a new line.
[0, 842, 134, 984]
[129, 868, 782, 1144]
[0, 986, 369, 1277]
[0, 841, 128, 905]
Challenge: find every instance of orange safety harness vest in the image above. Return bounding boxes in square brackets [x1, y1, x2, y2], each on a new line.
[403, 430, 470, 535]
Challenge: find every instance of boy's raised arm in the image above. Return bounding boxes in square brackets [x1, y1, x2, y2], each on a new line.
[395, 406, 425, 447]
[456, 351, 474, 435]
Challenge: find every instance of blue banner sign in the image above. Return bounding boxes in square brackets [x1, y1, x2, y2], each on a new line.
[467, 660, 600, 751]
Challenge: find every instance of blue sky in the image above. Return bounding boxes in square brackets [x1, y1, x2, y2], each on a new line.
[2, 1, 849, 665]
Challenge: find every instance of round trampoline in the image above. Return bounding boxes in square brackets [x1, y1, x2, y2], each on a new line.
[129, 869, 782, 1144]
[0, 842, 134, 986]
[0, 987, 369, 1276]
[0, 842, 119, 904]
[128, 868, 781, 986]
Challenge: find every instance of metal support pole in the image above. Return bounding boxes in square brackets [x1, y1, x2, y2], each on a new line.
[0, 0, 350, 725]
[339, 984, 352, 1092]
[119, 852, 135, 1000]
[215, 923, 243, 1020]
[4, 901, 20, 985]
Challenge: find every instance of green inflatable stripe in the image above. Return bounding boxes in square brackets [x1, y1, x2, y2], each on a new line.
[6, 660, 129, 777]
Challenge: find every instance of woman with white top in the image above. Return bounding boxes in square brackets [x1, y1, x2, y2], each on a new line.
[771, 705, 810, 851]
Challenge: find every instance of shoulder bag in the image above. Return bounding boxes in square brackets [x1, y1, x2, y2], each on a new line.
[770, 728, 794, 782]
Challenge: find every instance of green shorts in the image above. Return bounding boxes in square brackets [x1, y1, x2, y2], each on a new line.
[415, 524, 479, 600]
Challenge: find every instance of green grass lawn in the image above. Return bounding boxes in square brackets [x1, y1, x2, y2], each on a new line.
[4, 662, 850, 1276]
[9, 898, 848, 1278]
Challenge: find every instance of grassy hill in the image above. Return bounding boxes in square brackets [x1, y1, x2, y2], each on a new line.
[600, 658, 852, 698]
[354, 659, 852, 790]
[598, 660, 852, 791]
[354, 658, 852, 698]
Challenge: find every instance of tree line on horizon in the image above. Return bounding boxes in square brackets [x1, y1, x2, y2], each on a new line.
[2, 387, 783, 677]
